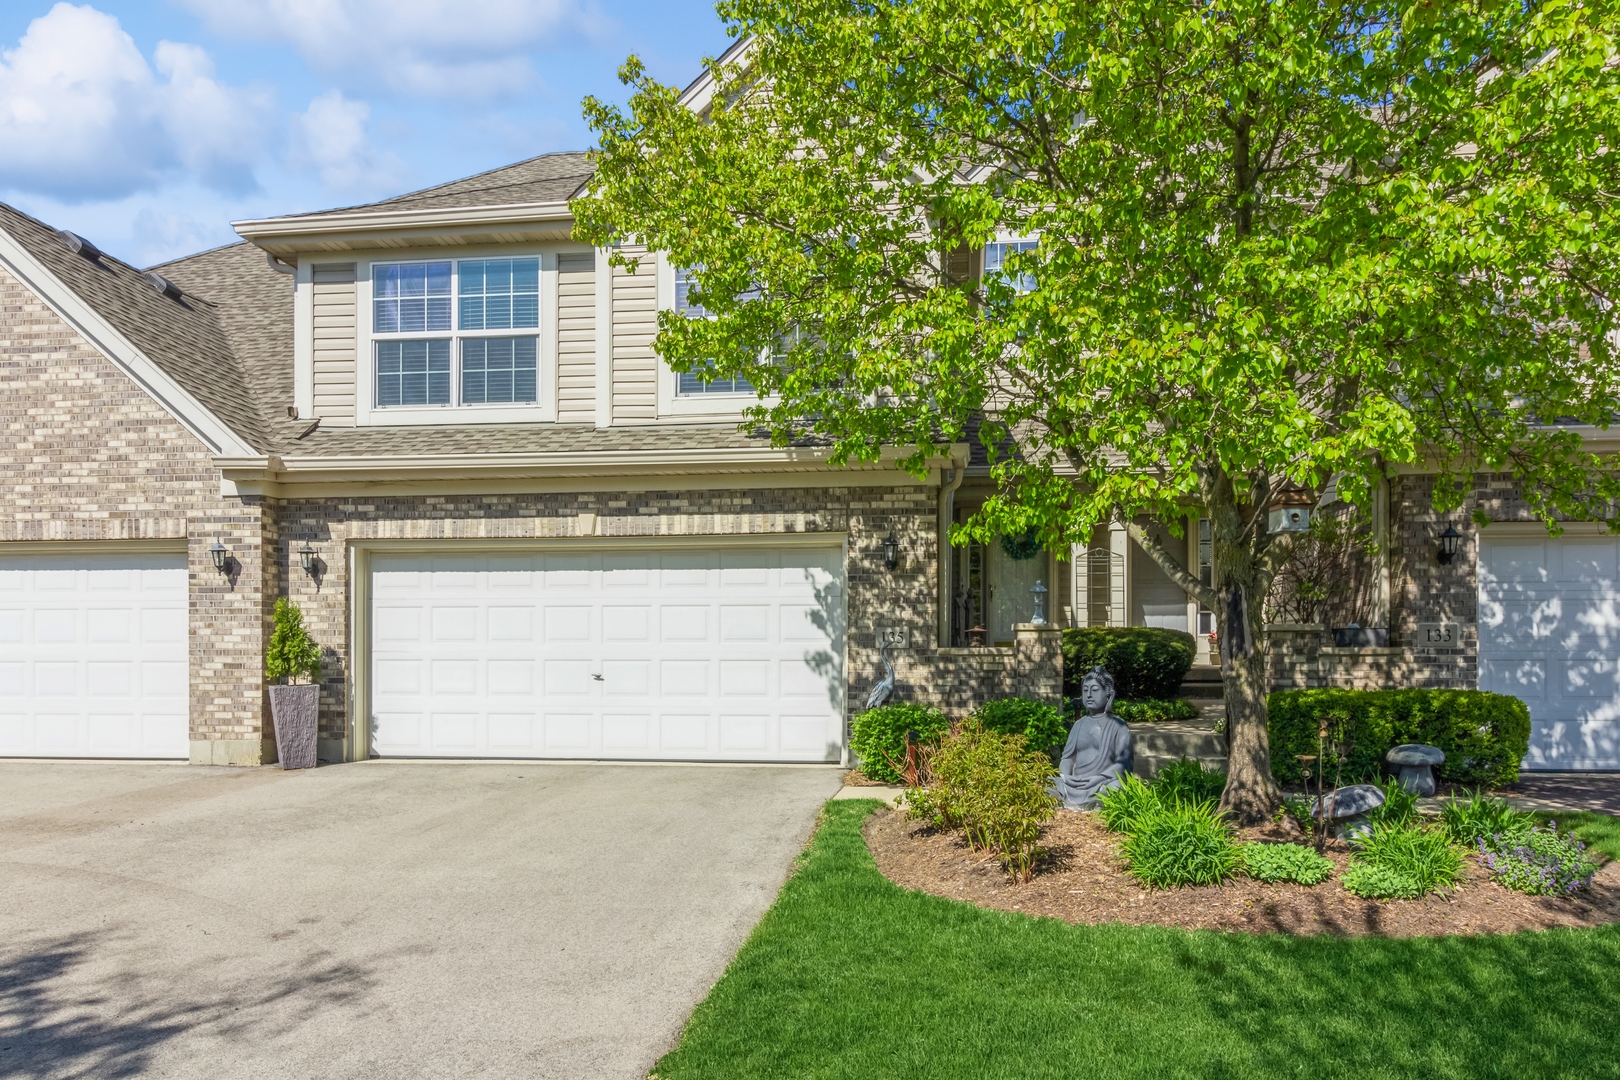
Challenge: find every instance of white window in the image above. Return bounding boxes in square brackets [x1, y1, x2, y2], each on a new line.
[984, 240, 1038, 292]
[369, 257, 542, 412]
[674, 265, 753, 396]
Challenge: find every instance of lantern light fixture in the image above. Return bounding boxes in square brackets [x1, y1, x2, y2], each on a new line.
[1030, 579, 1049, 625]
[882, 531, 899, 571]
[209, 536, 228, 573]
[1437, 524, 1462, 565]
[299, 542, 317, 576]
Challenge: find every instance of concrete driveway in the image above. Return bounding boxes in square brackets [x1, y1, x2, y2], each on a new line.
[0, 760, 841, 1079]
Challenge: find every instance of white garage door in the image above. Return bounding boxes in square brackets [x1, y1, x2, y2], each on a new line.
[1479, 532, 1620, 770]
[0, 551, 189, 758]
[370, 545, 846, 761]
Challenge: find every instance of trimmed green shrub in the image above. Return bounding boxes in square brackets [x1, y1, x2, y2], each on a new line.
[1343, 821, 1463, 898]
[1097, 773, 1160, 834]
[1267, 688, 1531, 788]
[1113, 698, 1201, 724]
[910, 721, 1058, 881]
[265, 597, 321, 684]
[1062, 627, 1196, 701]
[1442, 789, 1531, 846]
[852, 703, 950, 784]
[1121, 800, 1242, 888]
[974, 697, 1068, 754]
[1478, 821, 1600, 895]
[1153, 757, 1227, 807]
[1241, 842, 1334, 885]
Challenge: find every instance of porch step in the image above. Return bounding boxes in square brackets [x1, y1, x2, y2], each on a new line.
[1128, 720, 1228, 780]
[1178, 665, 1224, 700]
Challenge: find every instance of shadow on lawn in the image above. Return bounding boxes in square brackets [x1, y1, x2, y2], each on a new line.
[1159, 909, 1620, 1076]
[0, 930, 380, 1078]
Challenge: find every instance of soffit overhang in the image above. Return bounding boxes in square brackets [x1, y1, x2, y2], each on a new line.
[231, 201, 579, 257]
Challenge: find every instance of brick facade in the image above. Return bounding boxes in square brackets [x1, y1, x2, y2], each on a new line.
[0, 265, 273, 763]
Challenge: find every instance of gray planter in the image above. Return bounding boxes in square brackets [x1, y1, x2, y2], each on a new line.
[269, 683, 319, 770]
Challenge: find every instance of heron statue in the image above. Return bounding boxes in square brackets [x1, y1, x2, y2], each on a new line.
[865, 640, 896, 710]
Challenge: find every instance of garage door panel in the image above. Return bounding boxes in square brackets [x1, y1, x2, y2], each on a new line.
[1481, 535, 1620, 770]
[432, 712, 477, 749]
[544, 713, 590, 748]
[1556, 539, 1619, 587]
[371, 545, 845, 761]
[488, 712, 536, 748]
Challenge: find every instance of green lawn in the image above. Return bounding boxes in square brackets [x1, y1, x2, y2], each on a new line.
[653, 799, 1620, 1080]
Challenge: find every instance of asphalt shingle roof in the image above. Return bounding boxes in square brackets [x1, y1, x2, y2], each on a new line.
[0, 202, 269, 450]
[282, 152, 595, 220]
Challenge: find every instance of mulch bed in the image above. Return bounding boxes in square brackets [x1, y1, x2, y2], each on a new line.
[864, 807, 1620, 937]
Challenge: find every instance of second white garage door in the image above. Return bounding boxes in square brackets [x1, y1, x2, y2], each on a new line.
[370, 544, 847, 761]
[1479, 531, 1620, 770]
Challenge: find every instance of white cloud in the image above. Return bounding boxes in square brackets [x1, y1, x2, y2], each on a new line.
[0, 4, 275, 201]
[178, 0, 603, 100]
[291, 89, 407, 194]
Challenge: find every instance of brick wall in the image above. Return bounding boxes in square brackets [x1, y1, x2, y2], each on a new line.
[270, 484, 1063, 754]
[0, 264, 270, 760]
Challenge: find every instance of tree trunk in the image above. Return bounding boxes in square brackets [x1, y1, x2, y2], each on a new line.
[1214, 549, 1282, 825]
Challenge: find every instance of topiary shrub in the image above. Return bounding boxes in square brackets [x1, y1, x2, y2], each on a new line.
[1241, 842, 1334, 885]
[1120, 799, 1241, 888]
[265, 597, 321, 684]
[1113, 698, 1201, 723]
[1061, 627, 1196, 701]
[852, 702, 950, 784]
[1267, 688, 1532, 788]
[973, 697, 1068, 754]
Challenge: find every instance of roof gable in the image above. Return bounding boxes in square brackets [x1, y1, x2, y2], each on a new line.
[0, 202, 266, 454]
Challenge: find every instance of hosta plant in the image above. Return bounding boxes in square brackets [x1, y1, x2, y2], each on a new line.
[1241, 842, 1334, 886]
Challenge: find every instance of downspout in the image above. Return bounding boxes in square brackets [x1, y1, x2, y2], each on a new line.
[937, 452, 967, 647]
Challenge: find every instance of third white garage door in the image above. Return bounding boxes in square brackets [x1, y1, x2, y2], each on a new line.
[1479, 531, 1620, 770]
[369, 544, 847, 761]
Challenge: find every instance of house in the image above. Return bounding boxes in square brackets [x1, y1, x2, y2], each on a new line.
[1, 155, 1614, 771]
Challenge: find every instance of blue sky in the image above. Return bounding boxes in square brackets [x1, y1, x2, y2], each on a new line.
[0, 1, 732, 266]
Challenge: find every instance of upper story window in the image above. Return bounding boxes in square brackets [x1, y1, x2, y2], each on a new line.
[674, 265, 753, 396]
[984, 240, 1038, 293]
[460, 259, 539, 330]
[374, 262, 452, 332]
[371, 257, 541, 409]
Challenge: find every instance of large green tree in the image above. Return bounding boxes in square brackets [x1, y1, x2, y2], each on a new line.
[575, 0, 1620, 821]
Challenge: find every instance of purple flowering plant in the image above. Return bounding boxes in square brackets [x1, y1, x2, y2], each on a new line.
[1478, 820, 1599, 896]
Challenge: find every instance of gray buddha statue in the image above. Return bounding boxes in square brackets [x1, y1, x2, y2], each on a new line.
[1051, 666, 1134, 810]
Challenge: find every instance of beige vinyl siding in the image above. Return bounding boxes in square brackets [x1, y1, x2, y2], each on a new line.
[556, 252, 596, 424]
[312, 263, 357, 423]
[610, 247, 659, 420]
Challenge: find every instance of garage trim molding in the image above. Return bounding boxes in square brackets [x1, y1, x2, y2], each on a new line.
[344, 532, 851, 764]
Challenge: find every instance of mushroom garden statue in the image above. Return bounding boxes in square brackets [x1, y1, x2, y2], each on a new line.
[1051, 666, 1134, 810]
[1386, 743, 1446, 797]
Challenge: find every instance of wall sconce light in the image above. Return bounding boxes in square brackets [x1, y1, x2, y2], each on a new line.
[882, 531, 899, 571]
[1437, 524, 1462, 566]
[209, 536, 228, 573]
[299, 542, 318, 576]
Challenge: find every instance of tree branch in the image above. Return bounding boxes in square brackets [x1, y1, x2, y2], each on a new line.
[1122, 519, 1218, 609]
